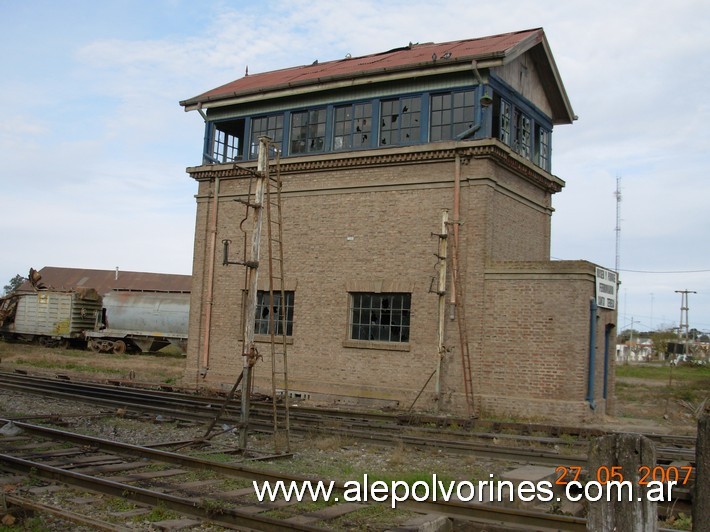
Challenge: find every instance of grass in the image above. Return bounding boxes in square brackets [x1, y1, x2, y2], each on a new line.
[13, 357, 124, 374]
[0, 341, 186, 384]
[615, 363, 710, 424]
[616, 363, 710, 382]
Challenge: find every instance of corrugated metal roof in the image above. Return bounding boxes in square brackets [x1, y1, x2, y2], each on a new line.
[17, 267, 192, 296]
[181, 28, 545, 108]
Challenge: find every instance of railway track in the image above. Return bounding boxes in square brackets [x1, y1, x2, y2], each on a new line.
[0, 371, 696, 469]
[0, 371, 696, 530]
[0, 418, 594, 531]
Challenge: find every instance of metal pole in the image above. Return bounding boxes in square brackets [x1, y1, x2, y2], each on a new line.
[239, 137, 269, 449]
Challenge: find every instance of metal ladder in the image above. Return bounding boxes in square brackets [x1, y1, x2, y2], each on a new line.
[264, 145, 290, 453]
[202, 137, 290, 453]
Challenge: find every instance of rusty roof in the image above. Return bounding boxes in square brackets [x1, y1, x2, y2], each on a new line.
[180, 28, 573, 123]
[17, 266, 192, 296]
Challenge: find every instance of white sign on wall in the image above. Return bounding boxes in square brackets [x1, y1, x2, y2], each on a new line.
[595, 267, 617, 310]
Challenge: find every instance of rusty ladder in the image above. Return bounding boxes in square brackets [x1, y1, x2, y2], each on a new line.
[264, 144, 290, 453]
[203, 138, 290, 453]
[449, 221, 475, 417]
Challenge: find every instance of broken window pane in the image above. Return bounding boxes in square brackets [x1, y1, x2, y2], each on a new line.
[380, 97, 420, 147]
[250, 115, 284, 158]
[290, 109, 326, 154]
[348, 292, 411, 343]
[255, 290, 295, 336]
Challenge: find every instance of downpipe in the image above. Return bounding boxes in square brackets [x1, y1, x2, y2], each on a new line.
[586, 297, 598, 410]
[603, 322, 615, 399]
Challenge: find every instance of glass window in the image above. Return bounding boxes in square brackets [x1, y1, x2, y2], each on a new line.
[250, 115, 284, 158]
[210, 120, 245, 163]
[333, 103, 372, 150]
[499, 99, 511, 145]
[430, 90, 475, 141]
[349, 292, 411, 343]
[380, 97, 421, 146]
[535, 124, 550, 171]
[514, 110, 532, 160]
[290, 109, 327, 154]
[255, 290, 294, 336]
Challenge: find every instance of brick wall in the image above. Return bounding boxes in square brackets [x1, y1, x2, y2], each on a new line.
[184, 141, 615, 421]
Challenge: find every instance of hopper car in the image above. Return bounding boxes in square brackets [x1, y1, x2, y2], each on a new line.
[85, 289, 189, 354]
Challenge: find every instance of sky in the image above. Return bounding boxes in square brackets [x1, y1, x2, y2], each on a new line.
[1, 0, 709, 334]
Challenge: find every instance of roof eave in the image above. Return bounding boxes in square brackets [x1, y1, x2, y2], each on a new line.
[180, 55, 507, 112]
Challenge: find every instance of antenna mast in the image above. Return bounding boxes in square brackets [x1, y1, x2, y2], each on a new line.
[614, 176, 622, 274]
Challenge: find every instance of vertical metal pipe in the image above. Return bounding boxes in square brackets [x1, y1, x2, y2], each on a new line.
[587, 298, 598, 409]
[200, 177, 220, 375]
[603, 323, 615, 399]
[450, 154, 461, 317]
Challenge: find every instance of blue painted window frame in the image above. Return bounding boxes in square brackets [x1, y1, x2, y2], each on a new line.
[202, 84, 552, 171]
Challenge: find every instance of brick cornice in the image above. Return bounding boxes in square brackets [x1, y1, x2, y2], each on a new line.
[187, 140, 564, 193]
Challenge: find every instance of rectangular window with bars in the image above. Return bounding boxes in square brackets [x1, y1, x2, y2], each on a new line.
[349, 292, 411, 343]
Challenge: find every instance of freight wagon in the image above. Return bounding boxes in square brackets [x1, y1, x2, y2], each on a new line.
[85, 289, 189, 354]
[0, 289, 102, 347]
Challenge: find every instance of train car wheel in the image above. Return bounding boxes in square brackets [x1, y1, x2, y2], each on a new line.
[112, 340, 127, 355]
[88, 340, 101, 353]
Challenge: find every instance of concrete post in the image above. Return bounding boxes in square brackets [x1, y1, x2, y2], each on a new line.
[586, 433, 657, 531]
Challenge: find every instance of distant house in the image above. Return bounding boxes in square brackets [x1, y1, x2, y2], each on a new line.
[616, 338, 654, 363]
[180, 28, 617, 421]
[17, 266, 191, 296]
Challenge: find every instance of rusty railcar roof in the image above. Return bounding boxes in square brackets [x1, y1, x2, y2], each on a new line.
[180, 28, 573, 124]
[17, 267, 192, 296]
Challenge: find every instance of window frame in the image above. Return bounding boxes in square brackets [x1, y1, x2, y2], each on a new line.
[250, 114, 284, 159]
[496, 95, 552, 170]
[254, 290, 295, 337]
[379, 96, 421, 147]
[429, 89, 476, 142]
[289, 108, 327, 155]
[206, 119, 245, 164]
[347, 292, 411, 345]
[534, 123, 551, 171]
[333, 102, 373, 151]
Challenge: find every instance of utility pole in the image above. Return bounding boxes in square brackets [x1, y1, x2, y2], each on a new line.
[627, 317, 638, 363]
[239, 137, 269, 449]
[675, 290, 697, 356]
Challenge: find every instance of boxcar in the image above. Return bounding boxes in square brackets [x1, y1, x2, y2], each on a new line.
[0, 289, 102, 347]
